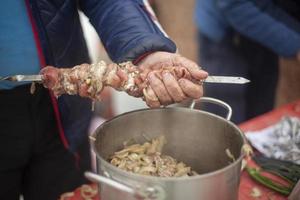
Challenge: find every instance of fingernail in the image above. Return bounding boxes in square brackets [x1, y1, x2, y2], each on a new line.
[198, 71, 209, 78]
[202, 71, 209, 76]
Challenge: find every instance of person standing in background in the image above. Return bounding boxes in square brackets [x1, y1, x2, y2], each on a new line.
[195, 0, 300, 123]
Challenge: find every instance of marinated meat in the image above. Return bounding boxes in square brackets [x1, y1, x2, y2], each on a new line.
[40, 61, 202, 105]
[109, 136, 198, 177]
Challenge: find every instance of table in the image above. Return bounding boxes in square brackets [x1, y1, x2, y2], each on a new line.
[61, 100, 300, 200]
[239, 100, 300, 200]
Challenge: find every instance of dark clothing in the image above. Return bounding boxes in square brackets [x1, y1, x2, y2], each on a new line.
[0, 1, 176, 198]
[28, 0, 176, 152]
[195, 0, 299, 123]
[199, 33, 278, 123]
[194, 0, 300, 57]
[0, 85, 91, 200]
[274, 0, 300, 21]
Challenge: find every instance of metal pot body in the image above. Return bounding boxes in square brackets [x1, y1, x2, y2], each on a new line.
[91, 101, 245, 200]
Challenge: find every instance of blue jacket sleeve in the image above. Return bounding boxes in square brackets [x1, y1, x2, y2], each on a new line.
[216, 0, 300, 57]
[79, 0, 176, 63]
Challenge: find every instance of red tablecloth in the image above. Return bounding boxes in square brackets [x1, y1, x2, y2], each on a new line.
[61, 100, 300, 200]
[238, 100, 300, 200]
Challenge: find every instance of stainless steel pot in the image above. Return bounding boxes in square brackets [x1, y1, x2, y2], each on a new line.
[86, 97, 246, 200]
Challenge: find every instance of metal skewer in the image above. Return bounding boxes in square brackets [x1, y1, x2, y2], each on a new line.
[203, 76, 250, 84]
[0, 74, 250, 84]
[0, 75, 43, 82]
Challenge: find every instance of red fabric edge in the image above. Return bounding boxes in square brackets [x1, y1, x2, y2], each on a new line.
[24, 0, 69, 149]
[133, 52, 153, 65]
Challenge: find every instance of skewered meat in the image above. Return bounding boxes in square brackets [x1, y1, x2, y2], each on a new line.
[40, 61, 202, 105]
[110, 136, 198, 177]
[40, 61, 138, 99]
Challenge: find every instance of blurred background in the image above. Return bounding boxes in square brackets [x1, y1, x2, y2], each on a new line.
[79, 0, 300, 121]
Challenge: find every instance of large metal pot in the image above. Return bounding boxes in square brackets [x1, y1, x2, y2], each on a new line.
[86, 97, 246, 200]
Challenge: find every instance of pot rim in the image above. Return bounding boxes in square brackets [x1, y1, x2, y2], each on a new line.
[91, 107, 246, 181]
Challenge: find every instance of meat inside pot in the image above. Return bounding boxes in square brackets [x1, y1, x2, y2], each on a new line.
[109, 136, 198, 177]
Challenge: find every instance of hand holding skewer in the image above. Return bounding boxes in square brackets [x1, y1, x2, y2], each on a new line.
[40, 52, 209, 108]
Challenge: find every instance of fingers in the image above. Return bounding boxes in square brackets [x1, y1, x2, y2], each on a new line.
[162, 71, 186, 102]
[148, 72, 173, 106]
[142, 71, 203, 108]
[175, 56, 208, 80]
[178, 78, 203, 99]
[135, 52, 207, 107]
[143, 77, 203, 108]
[143, 87, 161, 108]
[174, 67, 191, 80]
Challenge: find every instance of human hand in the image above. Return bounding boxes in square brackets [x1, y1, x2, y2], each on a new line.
[136, 51, 208, 107]
[40, 56, 208, 108]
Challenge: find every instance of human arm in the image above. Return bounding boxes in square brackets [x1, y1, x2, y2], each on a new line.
[78, 0, 176, 63]
[78, 0, 208, 106]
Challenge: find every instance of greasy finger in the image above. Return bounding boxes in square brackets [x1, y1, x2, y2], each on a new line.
[178, 78, 203, 99]
[128, 77, 146, 97]
[143, 87, 161, 108]
[162, 72, 186, 102]
[176, 56, 208, 80]
[174, 67, 191, 80]
[148, 72, 173, 105]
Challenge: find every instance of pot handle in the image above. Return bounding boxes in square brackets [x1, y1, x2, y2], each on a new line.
[190, 98, 253, 159]
[189, 98, 254, 161]
[85, 171, 165, 200]
[189, 97, 232, 121]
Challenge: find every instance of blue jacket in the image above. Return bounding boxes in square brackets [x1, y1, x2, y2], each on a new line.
[27, 0, 176, 152]
[195, 0, 300, 57]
